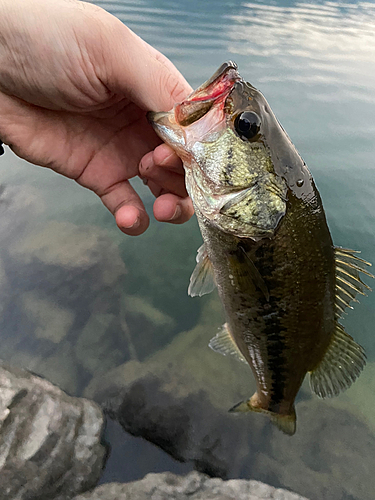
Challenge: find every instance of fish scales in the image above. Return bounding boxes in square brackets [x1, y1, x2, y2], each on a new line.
[149, 62, 370, 435]
[198, 189, 335, 415]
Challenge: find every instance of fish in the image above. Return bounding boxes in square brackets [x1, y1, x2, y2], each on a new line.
[148, 62, 372, 435]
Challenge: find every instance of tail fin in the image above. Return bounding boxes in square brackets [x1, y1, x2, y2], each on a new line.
[229, 397, 296, 436]
[270, 410, 296, 436]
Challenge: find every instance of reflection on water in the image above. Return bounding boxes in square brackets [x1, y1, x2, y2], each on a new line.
[1, 0, 375, 499]
[231, 3, 375, 103]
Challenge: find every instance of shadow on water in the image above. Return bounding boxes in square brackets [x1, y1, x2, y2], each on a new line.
[0, 1, 375, 499]
[99, 418, 193, 484]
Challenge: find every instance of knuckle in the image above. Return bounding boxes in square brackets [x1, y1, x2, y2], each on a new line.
[163, 72, 188, 103]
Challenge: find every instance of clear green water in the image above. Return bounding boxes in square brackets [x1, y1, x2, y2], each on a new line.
[1, 0, 375, 497]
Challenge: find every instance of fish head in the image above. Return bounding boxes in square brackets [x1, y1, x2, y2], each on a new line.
[149, 62, 312, 239]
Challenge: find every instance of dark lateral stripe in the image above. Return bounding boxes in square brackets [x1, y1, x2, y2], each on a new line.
[262, 311, 288, 407]
[241, 240, 288, 408]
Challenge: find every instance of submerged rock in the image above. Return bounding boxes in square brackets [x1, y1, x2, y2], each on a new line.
[85, 299, 263, 478]
[0, 185, 45, 241]
[73, 471, 309, 500]
[0, 216, 181, 394]
[21, 291, 75, 344]
[86, 298, 375, 500]
[0, 220, 131, 395]
[122, 294, 176, 360]
[254, 399, 375, 500]
[0, 363, 107, 500]
[74, 312, 128, 377]
[339, 361, 375, 434]
[8, 221, 127, 302]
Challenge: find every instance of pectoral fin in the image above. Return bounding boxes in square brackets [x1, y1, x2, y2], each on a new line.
[188, 244, 216, 297]
[227, 245, 269, 301]
[309, 322, 366, 398]
[209, 323, 247, 363]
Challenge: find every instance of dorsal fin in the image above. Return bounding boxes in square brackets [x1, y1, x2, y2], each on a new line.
[188, 244, 216, 297]
[335, 246, 373, 319]
[209, 323, 247, 363]
[309, 322, 366, 398]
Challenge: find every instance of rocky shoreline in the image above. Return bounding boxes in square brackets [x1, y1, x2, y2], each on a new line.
[0, 363, 307, 500]
[75, 471, 309, 500]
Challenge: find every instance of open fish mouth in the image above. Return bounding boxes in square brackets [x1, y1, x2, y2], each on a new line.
[148, 61, 241, 136]
[174, 61, 241, 126]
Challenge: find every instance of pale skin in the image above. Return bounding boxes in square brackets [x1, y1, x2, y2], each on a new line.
[0, 0, 194, 235]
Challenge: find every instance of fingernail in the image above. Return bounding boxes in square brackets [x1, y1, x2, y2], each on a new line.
[169, 205, 181, 221]
[159, 152, 174, 166]
[123, 216, 140, 229]
[141, 153, 153, 173]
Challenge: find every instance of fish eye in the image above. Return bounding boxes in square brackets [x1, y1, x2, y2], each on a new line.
[234, 111, 261, 141]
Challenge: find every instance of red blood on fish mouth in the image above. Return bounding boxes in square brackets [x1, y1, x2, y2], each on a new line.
[189, 68, 240, 102]
[175, 67, 240, 126]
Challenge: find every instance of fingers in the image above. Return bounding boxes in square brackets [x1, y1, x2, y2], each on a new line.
[140, 148, 187, 198]
[153, 194, 194, 225]
[115, 204, 149, 236]
[99, 179, 150, 236]
[152, 143, 184, 173]
[139, 145, 194, 225]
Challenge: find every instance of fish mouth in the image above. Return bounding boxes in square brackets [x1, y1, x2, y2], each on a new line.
[174, 61, 240, 126]
[148, 61, 241, 139]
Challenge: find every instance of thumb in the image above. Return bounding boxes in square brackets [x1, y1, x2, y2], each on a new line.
[101, 21, 192, 111]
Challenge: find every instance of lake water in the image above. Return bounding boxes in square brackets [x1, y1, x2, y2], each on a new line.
[1, 0, 375, 499]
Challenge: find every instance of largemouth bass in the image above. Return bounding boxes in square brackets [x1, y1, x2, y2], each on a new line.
[149, 62, 372, 435]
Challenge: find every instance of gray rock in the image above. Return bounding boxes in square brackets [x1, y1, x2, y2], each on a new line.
[0, 208, 182, 395]
[0, 185, 45, 242]
[121, 294, 176, 361]
[21, 291, 75, 344]
[85, 298, 375, 500]
[0, 185, 43, 322]
[0, 219, 131, 395]
[85, 299, 264, 479]
[0, 362, 107, 500]
[34, 341, 81, 395]
[8, 221, 127, 301]
[99, 418, 193, 484]
[73, 471, 308, 500]
[252, 399, 375, 500]
[75, 312, 126, 377]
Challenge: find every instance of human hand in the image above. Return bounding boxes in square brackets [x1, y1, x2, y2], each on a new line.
[0, 0, 194, 235]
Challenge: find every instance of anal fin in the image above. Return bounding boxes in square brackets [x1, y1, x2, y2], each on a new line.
[309, 322, 366, 398]
[188, 244, 216, 297]
[209, 323, 247, 364]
